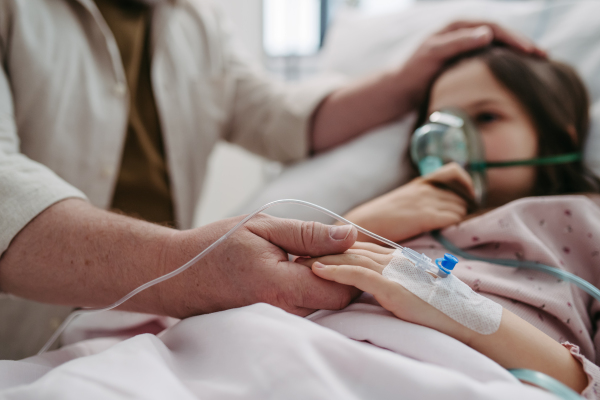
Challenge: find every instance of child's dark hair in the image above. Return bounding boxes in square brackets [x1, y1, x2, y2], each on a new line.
[414, 46, 600, 195]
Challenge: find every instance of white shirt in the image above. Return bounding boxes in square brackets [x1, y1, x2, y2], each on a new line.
[0, 0, 341, 254]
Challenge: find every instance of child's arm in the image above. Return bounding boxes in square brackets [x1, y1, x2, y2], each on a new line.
[467, 309, 588, 392]
[297, 243, 588, 393]
[342, 163, 476, 243]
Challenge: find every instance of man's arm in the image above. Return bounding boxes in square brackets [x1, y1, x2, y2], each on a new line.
[310, 22, 543, 152]
[0, 199, 175, 313]
[0, 198, 359, 318]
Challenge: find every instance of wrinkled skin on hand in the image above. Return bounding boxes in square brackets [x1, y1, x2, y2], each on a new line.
[157, 214, 361, 318]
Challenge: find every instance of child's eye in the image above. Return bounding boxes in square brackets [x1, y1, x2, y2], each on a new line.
[474, 112, 500, 124]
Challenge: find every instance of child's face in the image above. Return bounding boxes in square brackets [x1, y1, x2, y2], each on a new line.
[428, 59, 538, 207]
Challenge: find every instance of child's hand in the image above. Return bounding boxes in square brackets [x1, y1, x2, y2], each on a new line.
[343, 163, 476, 243]
[299, 243, 589, 394]
[296, 242, 473, 344]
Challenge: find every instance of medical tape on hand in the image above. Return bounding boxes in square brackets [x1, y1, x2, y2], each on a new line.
[382, 249, 502, 335]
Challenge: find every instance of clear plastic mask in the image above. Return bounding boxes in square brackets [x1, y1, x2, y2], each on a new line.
[411, 109, 487, 204]
[410, 108, 582, 207]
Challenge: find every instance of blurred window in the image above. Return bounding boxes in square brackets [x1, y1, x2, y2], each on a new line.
[262, 0, 415, 80]
[263, 0, 416, 58]
[263, 0, 321, 57]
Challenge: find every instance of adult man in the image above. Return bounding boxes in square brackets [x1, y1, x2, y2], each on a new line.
[0, 0, 539, 355]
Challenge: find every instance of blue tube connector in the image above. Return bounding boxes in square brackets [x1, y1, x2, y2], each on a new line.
[435, 253, 459, 277]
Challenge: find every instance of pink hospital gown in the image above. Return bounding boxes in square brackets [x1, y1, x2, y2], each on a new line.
[402, 195, 600, 399]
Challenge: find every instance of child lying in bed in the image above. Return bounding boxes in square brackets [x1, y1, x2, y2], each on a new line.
[296, 47, 600, 397]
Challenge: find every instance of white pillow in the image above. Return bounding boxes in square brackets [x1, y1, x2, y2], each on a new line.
[238, 1, 600, 220]
[239, 116, 415, 223]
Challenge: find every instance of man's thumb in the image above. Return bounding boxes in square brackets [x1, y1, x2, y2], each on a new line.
[249, 217, 357, 257]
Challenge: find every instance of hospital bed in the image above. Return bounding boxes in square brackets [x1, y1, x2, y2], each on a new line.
[1, 1, 599, 399]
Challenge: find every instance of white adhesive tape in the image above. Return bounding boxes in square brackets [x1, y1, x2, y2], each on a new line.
[382, 249, 502, 335]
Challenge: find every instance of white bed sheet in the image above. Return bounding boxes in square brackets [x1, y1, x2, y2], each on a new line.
[0, 302, 558, 399]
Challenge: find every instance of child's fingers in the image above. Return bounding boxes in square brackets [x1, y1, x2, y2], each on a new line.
[350, 241, 395, 254]
[296, 253, 385, 274]
[345, 248, 393, 267]
[432, 186, 469, 210]
[313, 262, 454, 334]
[312, 262, 392, 295]
[424, 162, 476, 202]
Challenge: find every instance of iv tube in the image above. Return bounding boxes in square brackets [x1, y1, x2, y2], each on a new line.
[39, 199, 403, 354]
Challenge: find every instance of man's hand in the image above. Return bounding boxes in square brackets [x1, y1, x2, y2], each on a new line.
[311, 21, 543, 152]
[343, 163, 475, 243]
[0, 199, 359, 318]
[157, 214, 359, 318]
[397, 21, 545, 109]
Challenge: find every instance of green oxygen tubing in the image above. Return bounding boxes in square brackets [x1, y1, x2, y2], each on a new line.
[508, 369, 583, 400]
[432, 230, 600, 400]
[431, 230, 600, 302]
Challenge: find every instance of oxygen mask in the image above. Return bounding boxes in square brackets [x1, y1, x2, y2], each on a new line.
[410, 108, 582, 206]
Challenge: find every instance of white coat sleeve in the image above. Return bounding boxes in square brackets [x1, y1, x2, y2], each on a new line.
[210, 5, 347, 163]
[0, 47, 87, 257]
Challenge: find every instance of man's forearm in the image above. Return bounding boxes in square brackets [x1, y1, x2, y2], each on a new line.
[310, 68, 417, 153]
[0, 199, 176, 314]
